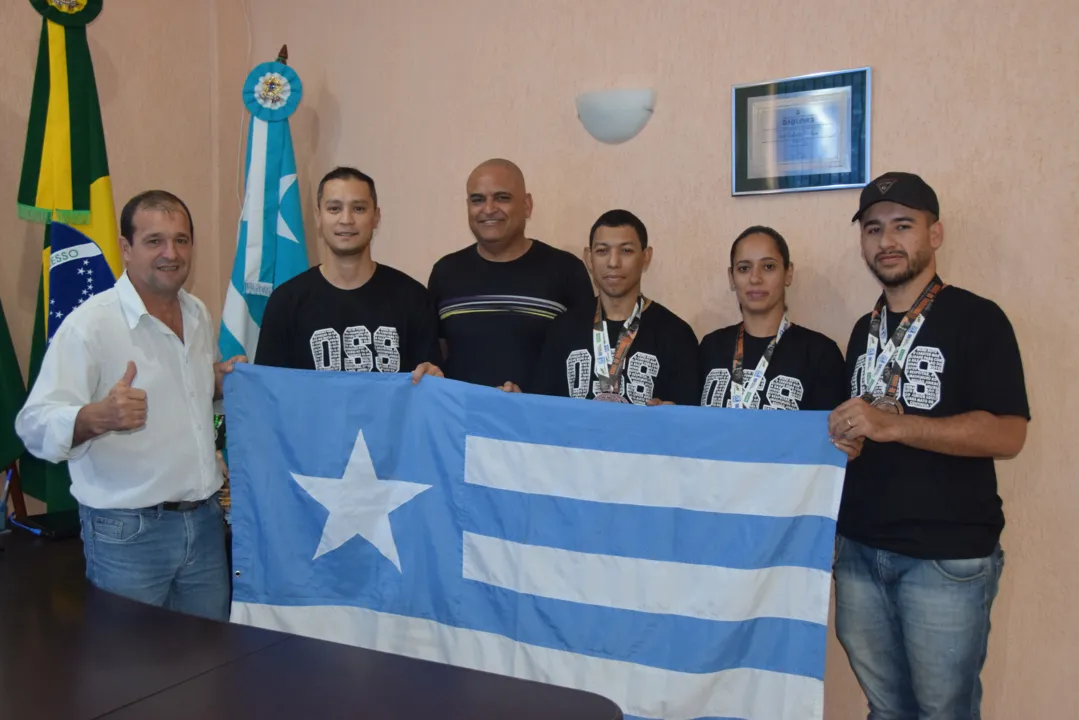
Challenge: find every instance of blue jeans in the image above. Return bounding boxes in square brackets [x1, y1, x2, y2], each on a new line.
[78, 498, 230, 621]
[834, 536, 1003, 720]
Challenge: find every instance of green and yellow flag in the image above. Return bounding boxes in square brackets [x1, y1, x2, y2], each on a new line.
[0, 299, 27, 473]
[18, 0, 120, 510]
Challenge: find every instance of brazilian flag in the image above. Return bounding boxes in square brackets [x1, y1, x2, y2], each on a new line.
[0, 299, 26, 473]
[17, 0, 121, 510]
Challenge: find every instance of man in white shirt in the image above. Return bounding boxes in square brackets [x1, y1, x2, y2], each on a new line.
[16, 190, 243, 621]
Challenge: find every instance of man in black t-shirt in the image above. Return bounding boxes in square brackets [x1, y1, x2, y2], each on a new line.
[426, 159, 594, 388]
[828, 172, 1029, 720]
[255, 167, 442, 380]
[526, 209, 699, 405]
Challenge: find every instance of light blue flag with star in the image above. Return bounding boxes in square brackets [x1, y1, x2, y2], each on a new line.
[225, 365, 848, 720]
[220, 48, 309, 361]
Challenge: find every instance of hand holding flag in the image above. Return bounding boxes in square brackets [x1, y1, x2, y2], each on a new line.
[215, 355, 248, 399]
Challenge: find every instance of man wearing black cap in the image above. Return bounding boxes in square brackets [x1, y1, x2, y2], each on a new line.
[828, 172, 1029, 719]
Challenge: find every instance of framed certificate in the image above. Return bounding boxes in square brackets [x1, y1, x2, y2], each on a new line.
[732, 67, 871, 195]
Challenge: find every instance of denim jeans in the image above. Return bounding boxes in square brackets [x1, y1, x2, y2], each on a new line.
[834, 535, 1003, 720]
[78, 498, 230, 621]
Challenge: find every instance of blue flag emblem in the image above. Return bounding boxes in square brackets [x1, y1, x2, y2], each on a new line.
[46, 222, 116, 342]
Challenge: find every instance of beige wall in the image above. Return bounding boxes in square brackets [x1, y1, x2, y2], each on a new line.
[0, 0, 248, 371]
[2, 0, 1076, 717]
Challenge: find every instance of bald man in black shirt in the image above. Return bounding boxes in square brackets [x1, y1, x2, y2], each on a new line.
[426, 159, 594, 389]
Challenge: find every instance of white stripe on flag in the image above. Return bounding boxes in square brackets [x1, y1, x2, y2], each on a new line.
[461, 532, 831, 625]
[232, 601, 823, 720]
[276, 173, 300, 243]
[49, 242, 103, 269]
[465, 436, 844, 519]
[222, 282, 260, 358]
[242, 117, 269, 286]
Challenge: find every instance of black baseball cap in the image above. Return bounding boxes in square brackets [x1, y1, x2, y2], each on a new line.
[852, 172, 940, 223]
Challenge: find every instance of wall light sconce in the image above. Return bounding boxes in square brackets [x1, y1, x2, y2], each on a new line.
[574, 88, 656, 144]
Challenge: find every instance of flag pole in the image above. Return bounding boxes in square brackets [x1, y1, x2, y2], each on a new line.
[2, 463, 28, 521]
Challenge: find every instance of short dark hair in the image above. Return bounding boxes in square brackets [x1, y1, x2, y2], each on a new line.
[120, 190, 194, 245]
[589, 209, 648, 249]
[317, 166, 377, 208]
[730, 225, 791, 269]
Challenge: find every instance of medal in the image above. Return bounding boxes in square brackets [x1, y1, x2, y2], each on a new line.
[591, 296, 648, 402]
[867, 394, 904, 415]
[730, 315, 791, 409]
[593, 391, 630, 404]
[862, 276, 944, 411]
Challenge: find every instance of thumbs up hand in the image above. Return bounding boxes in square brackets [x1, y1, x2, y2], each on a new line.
[103, 361, 148, 431]
[119, 360, 137, 386]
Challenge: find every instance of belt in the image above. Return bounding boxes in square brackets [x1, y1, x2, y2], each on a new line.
[156, 497, 213, 512]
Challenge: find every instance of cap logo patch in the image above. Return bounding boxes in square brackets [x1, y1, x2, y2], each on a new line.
[876, 179, 896, 194]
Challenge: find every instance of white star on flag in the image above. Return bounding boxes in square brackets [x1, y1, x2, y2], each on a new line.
[291, 430, 432, 570]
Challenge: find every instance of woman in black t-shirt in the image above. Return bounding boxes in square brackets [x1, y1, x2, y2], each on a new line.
[698, 226, 861, 458]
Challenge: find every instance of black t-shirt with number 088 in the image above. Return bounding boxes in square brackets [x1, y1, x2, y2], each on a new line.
[529, 300, 701, 405]
[838, 285, 1030, 560]
[698, 323, 847, 410]
[254, 265, 442, 373]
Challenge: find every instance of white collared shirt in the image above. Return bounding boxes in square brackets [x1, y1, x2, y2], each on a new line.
[15, 272, 222, 509]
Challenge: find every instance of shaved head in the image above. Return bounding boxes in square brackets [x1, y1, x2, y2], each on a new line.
[466, 158, 533, 256]
[467, 158, 526, 192]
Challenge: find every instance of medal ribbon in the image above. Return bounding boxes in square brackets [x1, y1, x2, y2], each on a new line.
[730, 315, 791, 409]
[592, 296, 648, 394]
[864, 276, 945, 398]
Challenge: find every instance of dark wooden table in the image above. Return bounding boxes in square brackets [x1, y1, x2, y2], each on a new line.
[0, 531, 622, 719]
